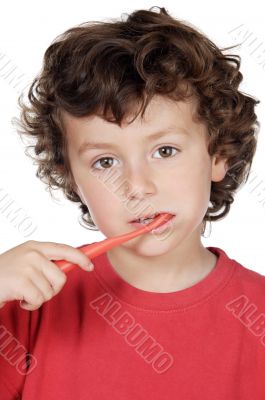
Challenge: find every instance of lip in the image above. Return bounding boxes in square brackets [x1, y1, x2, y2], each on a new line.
[151, 214, 176, 234]
[129, 212, 161, 224]
[129, 213, 176, 231]
[129, 211, 175, 224]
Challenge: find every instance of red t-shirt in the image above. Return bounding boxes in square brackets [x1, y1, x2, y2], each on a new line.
[0, 246, 265, 399]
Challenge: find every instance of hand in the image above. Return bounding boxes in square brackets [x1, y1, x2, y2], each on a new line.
[0, 240, 94, 311]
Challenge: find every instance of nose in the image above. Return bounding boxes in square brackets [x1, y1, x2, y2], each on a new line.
[123, 163, 155, 199]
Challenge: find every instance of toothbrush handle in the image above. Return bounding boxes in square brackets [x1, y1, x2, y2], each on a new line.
[53, 213, 172, 273]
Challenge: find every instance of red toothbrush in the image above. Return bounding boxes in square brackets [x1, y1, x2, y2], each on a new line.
[53, 213, 173, 273]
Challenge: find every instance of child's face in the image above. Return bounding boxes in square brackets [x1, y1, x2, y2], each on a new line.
[61, 95, 227, 257]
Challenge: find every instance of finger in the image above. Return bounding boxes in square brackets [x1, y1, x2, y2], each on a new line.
[17, 279, 45, 311]
[24, 267, 55, 302]
[39, 259, 67, 295]
[27, 241, 92, 270]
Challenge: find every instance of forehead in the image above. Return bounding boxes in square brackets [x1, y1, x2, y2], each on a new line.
[60, 94, 207, 148]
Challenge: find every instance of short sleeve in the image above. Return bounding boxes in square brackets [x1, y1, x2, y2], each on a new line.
[0, 300, 32, 399]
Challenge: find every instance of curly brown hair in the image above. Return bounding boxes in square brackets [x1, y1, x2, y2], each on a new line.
[12, 6, 260, 235]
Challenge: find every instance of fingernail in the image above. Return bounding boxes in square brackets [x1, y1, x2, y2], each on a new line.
[88, 263, 94, 271]
[83, 261, 94, 271]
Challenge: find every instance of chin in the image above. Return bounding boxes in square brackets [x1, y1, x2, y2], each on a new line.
[122, 230, 177, 256]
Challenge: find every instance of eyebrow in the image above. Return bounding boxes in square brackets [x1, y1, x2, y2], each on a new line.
[78, 126, 188, 156]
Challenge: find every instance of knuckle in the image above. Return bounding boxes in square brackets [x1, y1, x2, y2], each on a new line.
[54, 242, 65, 248]
[25, 240, 36, 247]
[18, 275, 31, 288]
[27, 303, 40, 311]
[25, 249, 41, 262]
[23, 264, 35, 275]
[33, 292, 44, 306]
[58, 272, 67, 286]
[44, 290, 53, 301]
[53, 275, 66, 294]
[51, 286, 59, 296]
[25, 240, 33, 245]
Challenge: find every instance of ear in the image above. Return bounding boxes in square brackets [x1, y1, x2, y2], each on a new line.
[211, 155, 228, 182]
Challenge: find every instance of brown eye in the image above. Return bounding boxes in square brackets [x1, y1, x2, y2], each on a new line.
[155, 146, 178, 158]
[91, 146, 178, 172]
[92, 157, 117, 170]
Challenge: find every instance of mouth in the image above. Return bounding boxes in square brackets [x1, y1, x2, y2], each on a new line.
[129, 212, 175, 226]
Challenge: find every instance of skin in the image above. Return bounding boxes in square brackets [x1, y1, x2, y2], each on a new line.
[60, 94, 228, 293]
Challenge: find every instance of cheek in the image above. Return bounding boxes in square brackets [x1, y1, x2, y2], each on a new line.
[175, 155, 211, 215]
[77, 176, 125, 225]
[79, 182, 108, 207]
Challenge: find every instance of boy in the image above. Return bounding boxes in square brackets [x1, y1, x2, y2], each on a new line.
[1, 6, 264, 399]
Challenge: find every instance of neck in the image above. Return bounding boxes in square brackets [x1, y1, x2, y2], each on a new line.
[106, 230, 217, 293]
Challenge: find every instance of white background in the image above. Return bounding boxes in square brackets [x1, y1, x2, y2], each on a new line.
[0, 1, 264, 273]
